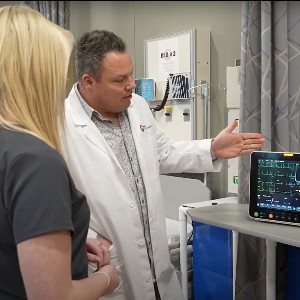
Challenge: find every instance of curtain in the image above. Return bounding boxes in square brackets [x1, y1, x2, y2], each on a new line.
[236, 1, 300, 299]
[21, 1, 70, 29]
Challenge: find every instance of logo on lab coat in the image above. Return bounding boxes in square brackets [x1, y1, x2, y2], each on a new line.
[140, 124, 152, 132]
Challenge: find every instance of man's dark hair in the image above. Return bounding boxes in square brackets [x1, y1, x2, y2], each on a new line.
[75, 29, 127, 81]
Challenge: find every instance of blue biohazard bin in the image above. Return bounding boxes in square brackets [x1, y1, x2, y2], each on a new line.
[192, 221, 233, 300]
[286, 245, 300, 300]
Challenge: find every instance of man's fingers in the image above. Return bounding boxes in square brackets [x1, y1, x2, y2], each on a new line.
[241, 143, 263, 152]
[226, 119, 238, 133]
[243, 138, 264, 145]
[243, 133, 264, 140]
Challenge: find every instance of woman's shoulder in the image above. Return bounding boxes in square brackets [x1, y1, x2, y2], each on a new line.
[0, 128, 64, 169]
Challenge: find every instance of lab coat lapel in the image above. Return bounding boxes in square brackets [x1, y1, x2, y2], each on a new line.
[127, 102, 142, 140]
[67, 89, 121, 165]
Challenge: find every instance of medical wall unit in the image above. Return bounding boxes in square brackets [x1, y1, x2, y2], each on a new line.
[143, 28, 210, 142]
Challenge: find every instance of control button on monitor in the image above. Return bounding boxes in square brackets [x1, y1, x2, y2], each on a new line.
[269, 213, 274, 219]
[254, 212, 259, 217]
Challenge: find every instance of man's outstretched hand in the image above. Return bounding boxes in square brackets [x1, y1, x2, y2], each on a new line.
[211, 119, 265, 159]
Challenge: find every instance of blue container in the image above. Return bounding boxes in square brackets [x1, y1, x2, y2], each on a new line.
[286, 245, 300, 300]
[192, 221, 233, 300]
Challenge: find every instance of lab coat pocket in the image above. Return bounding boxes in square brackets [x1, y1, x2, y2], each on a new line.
[107, 244, 127, 295]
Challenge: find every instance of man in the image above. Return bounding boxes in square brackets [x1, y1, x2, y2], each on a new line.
[62, 29, 265, 300]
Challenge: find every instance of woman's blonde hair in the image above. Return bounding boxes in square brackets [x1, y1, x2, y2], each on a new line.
[0, 5, 74, 154]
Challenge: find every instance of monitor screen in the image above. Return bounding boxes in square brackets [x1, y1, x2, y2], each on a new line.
[249, 151, 300, 225]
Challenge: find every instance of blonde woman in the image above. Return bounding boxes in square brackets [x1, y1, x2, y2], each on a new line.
[0, 5, 118, 300]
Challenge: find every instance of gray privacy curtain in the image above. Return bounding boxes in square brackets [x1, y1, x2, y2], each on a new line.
[236, 1, 300, 299]
[21, 1, 70, 29]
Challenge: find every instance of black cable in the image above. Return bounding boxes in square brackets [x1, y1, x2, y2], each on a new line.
[152, 74, 172, 111]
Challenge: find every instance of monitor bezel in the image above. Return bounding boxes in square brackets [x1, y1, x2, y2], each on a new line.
[249, 151, 300, 225]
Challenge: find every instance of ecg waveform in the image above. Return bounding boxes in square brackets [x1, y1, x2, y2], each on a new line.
[256, 159, 300, 210]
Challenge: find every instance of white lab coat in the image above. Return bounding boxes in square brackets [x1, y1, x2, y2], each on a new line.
[62, 85, 222, 300]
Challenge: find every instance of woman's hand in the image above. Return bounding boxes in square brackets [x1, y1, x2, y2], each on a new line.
[86, 237, 111, 269]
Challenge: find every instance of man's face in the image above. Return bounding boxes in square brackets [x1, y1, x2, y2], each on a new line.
[90, 51, 136, 116]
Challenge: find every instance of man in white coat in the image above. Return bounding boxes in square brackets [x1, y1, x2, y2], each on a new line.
[61, 30, 265, 300]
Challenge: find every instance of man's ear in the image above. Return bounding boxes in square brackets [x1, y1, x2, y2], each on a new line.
[82, 74, 95, 90]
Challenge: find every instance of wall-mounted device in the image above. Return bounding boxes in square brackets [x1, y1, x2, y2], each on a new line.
[144, 28, 211, 144]
[146, 72, 190, 113]
[151, 75, 171, 112]
[135, 78, 155, 101]
[183, 108, 190, 122]
[164, 106, 172, 121]
[168, 72, 190, 100]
